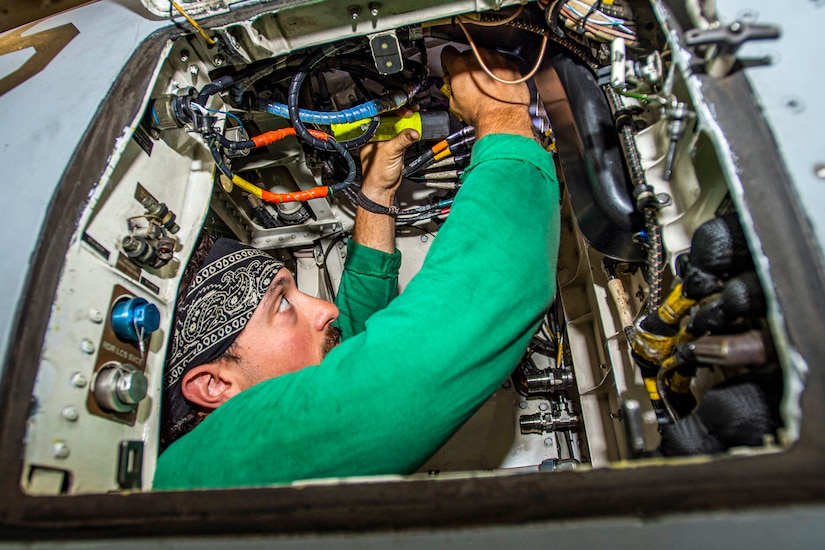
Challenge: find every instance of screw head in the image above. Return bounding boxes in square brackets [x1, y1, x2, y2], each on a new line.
[814, 163, 825, 180]
[88, 308, 104, 323]
[213, 54, 225, 67]
[79, 339, 95, 355]
[180, 49, 190, 62]
[52, 441, 70, 459]
[70, 372, 88, 388]
[61, 407, 79, 422]
[349, 5, 361, 19]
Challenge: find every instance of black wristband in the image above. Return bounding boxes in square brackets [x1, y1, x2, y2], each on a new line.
[355, 190, 399, 216]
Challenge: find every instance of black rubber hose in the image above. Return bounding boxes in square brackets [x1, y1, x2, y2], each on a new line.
[214, 132, 254, 151]
[197, 75, 235, 106]
[288, 48, 383, 151]
[547, 0, 567, 38]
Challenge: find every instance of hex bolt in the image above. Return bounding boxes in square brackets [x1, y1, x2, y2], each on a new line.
[420, 235, 429, 243]
[518, 400, 528, 410]
[79, 339, 95, 355]
[539, 402, 549, 412]
[52, 441, 70, 459]
[70, 372, 88, 388]
[349, 5, 361, 19]
[61, 407, 79, 422]
[213, 54, 225, 67]
[544, 437, 554, 447]
[189, 64, 199, 82]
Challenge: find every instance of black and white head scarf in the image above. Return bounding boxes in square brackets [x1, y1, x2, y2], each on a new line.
[163, 238, 284, 440]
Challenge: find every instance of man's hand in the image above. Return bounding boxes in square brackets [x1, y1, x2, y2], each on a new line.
[358, 126, 420, 206]
[352, 127, 420, 254]
[440, 46, 533, 140]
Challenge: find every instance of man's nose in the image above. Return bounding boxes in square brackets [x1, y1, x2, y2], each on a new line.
[310, 296, 339, 330]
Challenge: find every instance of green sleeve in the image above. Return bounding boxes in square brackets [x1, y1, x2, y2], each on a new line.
[154, 134, 560, 489]
[334, 240, 401, 341]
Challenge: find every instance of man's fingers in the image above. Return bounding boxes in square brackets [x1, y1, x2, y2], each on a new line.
[387, 128, 419, 156]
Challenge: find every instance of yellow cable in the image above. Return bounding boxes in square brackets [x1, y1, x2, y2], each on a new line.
[171, 1, 216, 46]
[231, 175, 263, 198]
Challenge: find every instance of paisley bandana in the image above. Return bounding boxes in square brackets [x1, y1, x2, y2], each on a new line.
[163, 239, 284, 431]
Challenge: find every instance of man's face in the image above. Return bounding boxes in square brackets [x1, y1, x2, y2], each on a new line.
[229, 269, 340, 388]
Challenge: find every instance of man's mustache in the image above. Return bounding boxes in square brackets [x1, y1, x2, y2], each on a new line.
[322, 325, 342, 356]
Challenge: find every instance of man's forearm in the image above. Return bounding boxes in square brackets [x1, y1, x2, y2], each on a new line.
[352, 186, 397, 254]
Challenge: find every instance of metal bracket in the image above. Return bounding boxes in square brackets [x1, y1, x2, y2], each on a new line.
[117, 440, 144, 490]
[368, 30, 403, 75]
[685, 21, 780, 77]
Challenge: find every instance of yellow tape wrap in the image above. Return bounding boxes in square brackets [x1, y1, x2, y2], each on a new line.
[331, 113, 423, 142]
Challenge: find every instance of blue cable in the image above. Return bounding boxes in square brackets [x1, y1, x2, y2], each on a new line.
[204, 107, 245, 128]
[257, 93, 406, 125]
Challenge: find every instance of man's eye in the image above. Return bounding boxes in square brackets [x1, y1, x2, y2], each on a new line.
[277, 297, 291, 313]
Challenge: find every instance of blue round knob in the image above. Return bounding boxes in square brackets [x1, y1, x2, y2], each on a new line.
[111, 297, 160, 342]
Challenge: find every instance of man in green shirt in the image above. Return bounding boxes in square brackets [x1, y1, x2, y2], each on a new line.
[154, 47, 560, 489]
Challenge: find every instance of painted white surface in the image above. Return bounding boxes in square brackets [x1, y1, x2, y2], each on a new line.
[0, 1, 166, 374]
[715, 0, 825, 268]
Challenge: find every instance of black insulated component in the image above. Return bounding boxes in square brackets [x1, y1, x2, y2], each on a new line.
[676, 253, 723, 300]
[660, 374, 783, 457]
[687, 272, 767, 336]
[688, 214, 754, 278]
[536, 54, 644, 262]
[196, 75, 235, 106]
[246, 195, 281, 229]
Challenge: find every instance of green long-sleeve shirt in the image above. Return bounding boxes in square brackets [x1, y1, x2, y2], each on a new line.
[153, 134, 559, 489]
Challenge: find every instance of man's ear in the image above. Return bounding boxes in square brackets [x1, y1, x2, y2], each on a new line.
[181, 362, 244, 411]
